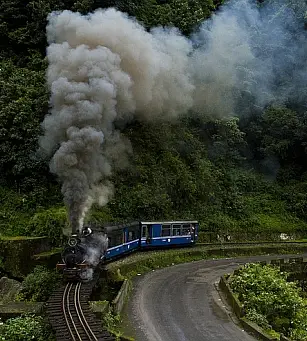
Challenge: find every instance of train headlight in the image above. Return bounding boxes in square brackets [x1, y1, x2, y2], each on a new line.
[68, 236, 78, 247]
[82, 227, 92, 237]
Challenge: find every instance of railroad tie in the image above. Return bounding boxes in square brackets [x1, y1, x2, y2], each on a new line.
[47, 282, 116, 341]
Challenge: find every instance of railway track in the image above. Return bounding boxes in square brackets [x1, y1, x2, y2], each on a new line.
[47, 281, 116, 341]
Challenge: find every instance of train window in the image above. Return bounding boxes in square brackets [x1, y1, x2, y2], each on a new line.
[108, 230, 123, 247]
[182, 224, 191, 235]
[128, 230, 135, 241]
[118, 232, 123, 245]
[161, 224, 171, 236]
[172, 224, 181, 236]
[142, 225, 151, 238]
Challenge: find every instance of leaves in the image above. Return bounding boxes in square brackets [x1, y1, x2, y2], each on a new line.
[103, 0, 217, 35]
[16, 265, 61, 302]
[0, 314, 54, 341]
[0, 59, 49, 188]
[230, 263, 307, 339]
[0, 0, 307, 243]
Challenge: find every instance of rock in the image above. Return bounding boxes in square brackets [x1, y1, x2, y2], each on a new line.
[0, 237, 52, 278]
[0, 277, 22, 304]
[89, 300, 109, 319]
[0, 302, 44, 321]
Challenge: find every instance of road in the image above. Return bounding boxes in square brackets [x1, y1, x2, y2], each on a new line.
[124, 253, 307, 341]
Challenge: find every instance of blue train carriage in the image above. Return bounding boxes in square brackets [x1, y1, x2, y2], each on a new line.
[140, 220, 199, 248]
[104, 221, 141, 260]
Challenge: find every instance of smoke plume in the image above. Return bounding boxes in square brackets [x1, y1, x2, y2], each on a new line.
[39, 0, 307, 234]
[80, 231, 109, 280]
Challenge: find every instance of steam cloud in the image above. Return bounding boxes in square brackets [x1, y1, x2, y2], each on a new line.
[81, 231, 109, 279]
[39, 0, 307, 234]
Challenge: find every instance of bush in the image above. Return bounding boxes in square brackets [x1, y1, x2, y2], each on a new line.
[16, 266, 61, 302]
[229, 263, 307, 340]
[0, 315, 54, 341]
[0, 187, 65, 243]
[204, 213, 237, 231]
[103, 311, 122, 331]
[245, 308, 270, 330]
[25, 207, 67, 243]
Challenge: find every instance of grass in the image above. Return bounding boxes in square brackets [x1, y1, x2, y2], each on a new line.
[106, 243, 307, 280]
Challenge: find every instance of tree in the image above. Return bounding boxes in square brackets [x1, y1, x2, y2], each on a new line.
[0, 59, 50, 190]
[0, 0, 95, 63]
[96, 0, 219, 35]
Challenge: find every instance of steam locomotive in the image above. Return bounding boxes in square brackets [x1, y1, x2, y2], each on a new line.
[57, 220, 199, 281]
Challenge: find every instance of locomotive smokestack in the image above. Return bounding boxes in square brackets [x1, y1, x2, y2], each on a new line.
[70, 220, 78, 235]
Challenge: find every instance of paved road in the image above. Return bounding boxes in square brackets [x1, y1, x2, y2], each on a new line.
[125, 253, 307, 341]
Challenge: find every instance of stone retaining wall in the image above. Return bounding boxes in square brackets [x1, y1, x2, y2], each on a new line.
[111, 279, 131, 315]
[199, 231, 307, 243]
[218, 275, 244, 317]
[0, 302, 44, 321]
[0, 237, 52, 278]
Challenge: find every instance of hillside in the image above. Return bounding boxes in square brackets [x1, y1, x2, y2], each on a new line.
[1, 0, 307, 242]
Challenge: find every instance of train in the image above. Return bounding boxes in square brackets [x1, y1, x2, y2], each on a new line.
[56, 220, 199, 281]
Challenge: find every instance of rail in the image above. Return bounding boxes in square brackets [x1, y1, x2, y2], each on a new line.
[47, 281, 116, 341]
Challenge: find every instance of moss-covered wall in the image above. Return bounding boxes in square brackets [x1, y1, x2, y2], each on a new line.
[0, 237, 52, 278]
[32, 248, 62, 270]
[198, 231, 307, 243]
[0, 302, 44, 321]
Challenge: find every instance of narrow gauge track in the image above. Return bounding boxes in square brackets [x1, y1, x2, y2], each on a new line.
[47, 281, 116, 341]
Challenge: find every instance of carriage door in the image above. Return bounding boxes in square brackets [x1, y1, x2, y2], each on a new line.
[142, 225, 152, 244]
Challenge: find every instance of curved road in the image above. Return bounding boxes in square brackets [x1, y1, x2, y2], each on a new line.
[124, 253, 307, 341]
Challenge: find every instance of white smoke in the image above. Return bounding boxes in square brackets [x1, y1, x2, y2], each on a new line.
[80, 232, 109, 280]
[39, 0, 307, 234]
[190, 1, 260, 116]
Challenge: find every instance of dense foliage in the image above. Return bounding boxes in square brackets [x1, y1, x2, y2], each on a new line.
[230, 263, 307, 340]
[102, 311, 122, 339]
[99, 0, 222, 35]
[15, 266, 61, 302]
[0, 0, 307, 242]
[0, 315, 55, 341]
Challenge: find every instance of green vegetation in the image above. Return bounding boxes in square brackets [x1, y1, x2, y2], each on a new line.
[0, 0, 306, 243]
[102, 0, 222, 35]
[0, 187, 66, 242]
[15, 266, 61, 302]
[103, 311, 123, 340]
[105, 244, 307, 280]
[1, 0, 307, 339]
[0, 315, 55, 341]
[229, 263, 307, 340]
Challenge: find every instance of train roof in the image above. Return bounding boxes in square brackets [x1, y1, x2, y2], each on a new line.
[103, 221, 139, 232]
[104, 220, 198, 226]
[103, 220, 198, 232]
[140, 221, 198, 225]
